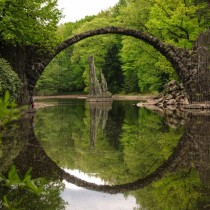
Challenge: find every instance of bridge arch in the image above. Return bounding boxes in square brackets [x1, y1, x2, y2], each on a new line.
[0, 26, 199, 104]
[35, 26, 197, 101]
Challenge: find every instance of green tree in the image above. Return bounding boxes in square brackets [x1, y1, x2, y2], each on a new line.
[35, 0, 209, 95]
[116, 0, 208, 93]
[35, 18, 97, 95]
[146, 0, 207, 48]
[102, 41, 124, 93]
[70, 17, 123, 93]
[0, 0, 62, 48]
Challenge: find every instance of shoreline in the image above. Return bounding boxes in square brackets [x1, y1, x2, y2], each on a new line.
[33, 94, 210, 114]
[34, 94, 155, 109]
[34, 94, 155, 101]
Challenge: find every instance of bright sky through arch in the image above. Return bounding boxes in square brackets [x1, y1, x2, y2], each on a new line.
[57, 0, 119, 24]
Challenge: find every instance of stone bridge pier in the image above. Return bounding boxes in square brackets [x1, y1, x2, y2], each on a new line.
[0, 27, 209, 104]
[194, 31, 210, 102]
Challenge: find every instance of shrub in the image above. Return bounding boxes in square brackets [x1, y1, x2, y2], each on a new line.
[0, 58, 22, 100]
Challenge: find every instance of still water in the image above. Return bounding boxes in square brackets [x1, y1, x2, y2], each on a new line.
[1, 98, 210, 209]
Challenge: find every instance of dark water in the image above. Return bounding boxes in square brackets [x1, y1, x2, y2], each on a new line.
[1, 98, 210, 209]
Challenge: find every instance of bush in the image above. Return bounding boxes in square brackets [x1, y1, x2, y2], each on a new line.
[0, 58, 22, 100]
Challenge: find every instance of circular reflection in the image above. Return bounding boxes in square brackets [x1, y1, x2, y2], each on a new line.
[34, 99, 185, 191]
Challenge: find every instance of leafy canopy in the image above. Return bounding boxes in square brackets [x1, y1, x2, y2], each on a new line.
[0, 0, 62, 48]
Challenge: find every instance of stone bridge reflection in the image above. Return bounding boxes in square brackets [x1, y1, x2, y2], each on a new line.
[3, 108, 210, 194]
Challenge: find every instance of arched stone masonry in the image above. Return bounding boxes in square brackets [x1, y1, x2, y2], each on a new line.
[1, 27, 208, 104]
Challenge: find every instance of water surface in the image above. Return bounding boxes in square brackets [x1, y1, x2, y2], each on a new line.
[1, 98, 210, 209]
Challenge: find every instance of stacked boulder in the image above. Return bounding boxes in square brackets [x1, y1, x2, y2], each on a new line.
[154, 80, 189, 108]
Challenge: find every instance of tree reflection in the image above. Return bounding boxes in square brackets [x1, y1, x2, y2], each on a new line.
[0, 116, 66, 210]
[34, 104, 210, 209]
[1, 100, 210, 209]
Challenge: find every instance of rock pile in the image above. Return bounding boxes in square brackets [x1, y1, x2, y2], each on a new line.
[154, 80, 189, 108]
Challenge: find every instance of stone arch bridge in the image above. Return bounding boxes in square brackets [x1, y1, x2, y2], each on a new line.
[0, 27, 209, 104]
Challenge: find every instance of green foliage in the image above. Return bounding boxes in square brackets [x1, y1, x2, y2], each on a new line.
[35, 19, 94, 95]
[146, 0, 206, 48]
[35, 0, 209, 95]
[0, 91, 20, 128]
[35, 100, 183, 184]
[133, 168, 203, 210]
[36, 15, 125, 94]
[119, 108, 183, 181]
[70, 17, 123, 93]
[0, 0, 62, 48]
[0, 58, 22, 101]
[151, 169, 201, 209]
[102, 41, 124, 93]
[0, 165, 45, 210]
[116, 0, 208, 93]
[0, 165, 45, 196]
[36, 51, 85, 95]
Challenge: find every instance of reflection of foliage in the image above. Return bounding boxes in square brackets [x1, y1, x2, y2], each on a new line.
[131, 169, 205, 210]
[152, 170, 200, 209]
[35, 100, 183, 185]
[34, 99, 210, 208]
[0, 119, 25, 173]
[35, 99, 86, 168]
[0, 91, 21, 128]
[0, 95, 66, 210]
[0, 91, 23, 170]
[120, 108, 183, 182]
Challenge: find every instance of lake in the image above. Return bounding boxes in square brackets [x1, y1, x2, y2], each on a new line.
[1, 98, 210, 209]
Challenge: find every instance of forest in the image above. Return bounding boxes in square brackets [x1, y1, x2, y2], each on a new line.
[0, 0, 209, 98]
[35, 0, 209, 96]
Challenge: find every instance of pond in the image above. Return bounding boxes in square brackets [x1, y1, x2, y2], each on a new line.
[1, 98, 210, 209]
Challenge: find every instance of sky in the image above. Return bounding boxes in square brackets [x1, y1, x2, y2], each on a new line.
[60, 169, 139, 210]
[57, 0, 119, 24]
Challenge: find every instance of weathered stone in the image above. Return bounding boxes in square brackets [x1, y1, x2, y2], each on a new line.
[156, 97, 163, 103]
[87, 55, 112, 102]
[167, 99, 176, 105]
[171, 91, 178, 97]
[165, 94, 173, 100]
[179, 98, 189, 105]
[147, 99, 158, 105]
[165, 109, 174, 115]
[168, 80, 177, 86]
[179, 83, 184, 90]
[176, 95, 183, 101]
[153, 78, 190, 109]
